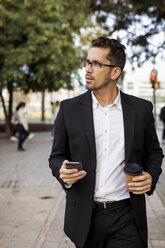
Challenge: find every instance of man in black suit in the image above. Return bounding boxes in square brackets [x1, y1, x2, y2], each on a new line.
[49, 37, 164, 248]
[160, 106, 165, 141]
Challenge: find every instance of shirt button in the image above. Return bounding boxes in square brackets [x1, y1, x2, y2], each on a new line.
[105, 130, 107, 133]
[105, 113, 107, 115]
[100, 185, 103, 188]
[104, 148, 107, 151]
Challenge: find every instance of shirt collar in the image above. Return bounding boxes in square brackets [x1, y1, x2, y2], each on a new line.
[91, 86, 122, 111]
[92, 92, 99, 110]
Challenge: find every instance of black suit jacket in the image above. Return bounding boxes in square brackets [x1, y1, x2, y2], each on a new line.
[49, 90, 163, 248]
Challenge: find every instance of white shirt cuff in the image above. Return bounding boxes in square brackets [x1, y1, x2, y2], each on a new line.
[65, 183, 72, 188]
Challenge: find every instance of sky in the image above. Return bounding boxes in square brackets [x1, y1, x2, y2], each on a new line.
[124, 58, 165, 84]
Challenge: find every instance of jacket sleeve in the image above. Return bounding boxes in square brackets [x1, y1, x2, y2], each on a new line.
[48, 101, 71, 191]
[143, 102, 164, 195]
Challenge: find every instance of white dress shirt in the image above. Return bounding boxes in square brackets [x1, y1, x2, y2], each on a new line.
[92, 89, 130, 202]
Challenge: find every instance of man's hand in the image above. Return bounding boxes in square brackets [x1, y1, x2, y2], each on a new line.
[59, 160, 87, 184]
[128, 172, 152, 194]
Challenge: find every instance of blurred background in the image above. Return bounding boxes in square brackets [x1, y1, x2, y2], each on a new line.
[0, 0, 165, 137]
[0, 1, 165, 248]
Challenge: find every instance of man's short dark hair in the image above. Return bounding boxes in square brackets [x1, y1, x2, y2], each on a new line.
[92, 37, 126, 71]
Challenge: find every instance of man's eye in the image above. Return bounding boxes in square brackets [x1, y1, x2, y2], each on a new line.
[93, 61, 101, 67]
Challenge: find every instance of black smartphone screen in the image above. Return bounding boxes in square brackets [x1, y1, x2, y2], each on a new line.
[66, 162, 82, 171]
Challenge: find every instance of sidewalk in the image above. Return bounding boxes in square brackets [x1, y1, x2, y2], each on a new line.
[0, 131, 164, 248]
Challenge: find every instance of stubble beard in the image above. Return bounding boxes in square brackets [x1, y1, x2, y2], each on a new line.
[85, 73, 111, 91]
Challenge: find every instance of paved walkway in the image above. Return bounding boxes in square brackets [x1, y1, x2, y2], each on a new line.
[0, 131, 164, 248]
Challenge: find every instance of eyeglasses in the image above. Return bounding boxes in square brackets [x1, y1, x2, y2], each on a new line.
[82, 59, 118, 70]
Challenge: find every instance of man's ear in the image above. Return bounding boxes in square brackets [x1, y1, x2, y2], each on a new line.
[111, 67, 121, 80]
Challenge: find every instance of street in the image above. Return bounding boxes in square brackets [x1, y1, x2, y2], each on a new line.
[0, 131, 165, 248]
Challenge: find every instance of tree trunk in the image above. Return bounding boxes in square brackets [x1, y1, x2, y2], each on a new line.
[0, 88, 11, 138]
[8, 83, 13, 123]
[41, 90, 45, 121]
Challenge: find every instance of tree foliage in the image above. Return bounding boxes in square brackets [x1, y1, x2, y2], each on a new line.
[89, 0, 165, 66]
[0, 0, 91, 92]
[0, 0, 92, 136]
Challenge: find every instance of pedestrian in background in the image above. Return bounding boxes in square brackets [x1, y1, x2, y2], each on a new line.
[49, 37, 163, 248]
[16, 102, 29, 151]
[50, 101, 56, 116]
[160, 105, 165, 142]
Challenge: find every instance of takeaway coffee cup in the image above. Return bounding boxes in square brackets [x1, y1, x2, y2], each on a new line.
[123, 163, 143, 192]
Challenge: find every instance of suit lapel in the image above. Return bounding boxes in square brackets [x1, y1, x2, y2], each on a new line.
[121, 91, 135, 163]
[79, 91, 96, 163]
[79, 90, 135, 164]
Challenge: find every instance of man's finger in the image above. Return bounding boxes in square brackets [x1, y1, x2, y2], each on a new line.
[132, 175, 146, 181]
[128, 182, 145, 187]
[128, 179, 151, 187]
[62, 160, 69, 167]
[62, 171, 86, 180]
[129, 185, 149, 191]
[133, 172, 152, 182]
[63, 172, 86, 184]
[60, 167, 78, 174]
[133, 187, 151, 194]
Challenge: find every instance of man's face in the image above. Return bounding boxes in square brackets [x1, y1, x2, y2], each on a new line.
[85, 47, 113, 91]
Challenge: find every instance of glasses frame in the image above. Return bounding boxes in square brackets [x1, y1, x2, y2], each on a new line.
[82, 59, 118, 69]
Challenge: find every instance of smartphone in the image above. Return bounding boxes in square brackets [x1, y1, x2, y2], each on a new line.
[66, 162, 82, 171]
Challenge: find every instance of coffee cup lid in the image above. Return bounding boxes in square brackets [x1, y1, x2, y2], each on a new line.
[124, 163, 143, 176]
